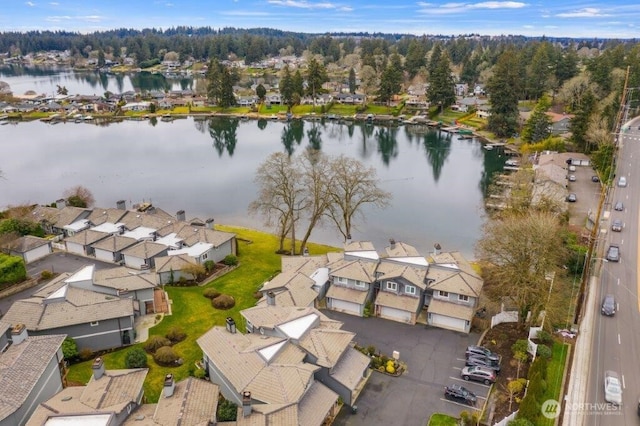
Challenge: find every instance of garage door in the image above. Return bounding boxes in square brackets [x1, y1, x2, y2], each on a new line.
[430, 314, 467, 332]
[330, 299, 361, 316]
[380, 306, 412, 323]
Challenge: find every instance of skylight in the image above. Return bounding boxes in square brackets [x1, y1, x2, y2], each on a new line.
[258, 340, 286, 362]
[278, 313, 318, 339]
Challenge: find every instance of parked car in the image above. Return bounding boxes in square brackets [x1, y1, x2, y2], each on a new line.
[465, 355, 501, 373]
[566, 193, 577, 202]
[601, 294, 616, 316]
[444, 384, 477, 405]
[592, 175, 600, 182]
[614, 201, 624, 211]
[461, 366, 496, 385]
[465, 345, 500, 362]
[606, 244, 620, 262]
[611, 219, 623, 232]
[604, 370, 622, 405]
[618, 176, 627, 187]
[568, 175, 576, 182]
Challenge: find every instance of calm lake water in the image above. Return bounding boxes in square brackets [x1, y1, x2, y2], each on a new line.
[0, 68, 505, 258]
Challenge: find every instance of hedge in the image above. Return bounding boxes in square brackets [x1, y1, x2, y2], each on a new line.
[0, 253, 27, 285]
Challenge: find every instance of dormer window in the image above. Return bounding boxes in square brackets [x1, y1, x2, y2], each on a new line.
[405, 285, 416, 295]
[386, 281, 397, 291]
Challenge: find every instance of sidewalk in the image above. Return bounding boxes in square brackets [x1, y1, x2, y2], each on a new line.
[562, 276, 597, 425]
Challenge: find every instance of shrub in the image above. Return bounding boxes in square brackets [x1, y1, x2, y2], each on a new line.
[0, 253, 27, 284]
[217, 398, 237, 422]
[212, 294, 235, 310]
[203, 288, 221, 299]
[529, 354, 548, 380]
[153, 346, 179, 365]
[204, 260, 215, 272]
[536, 344, 552, 359]
[40, 270, 54, 280]
[536, 329, 553, 344]
[166, 326, 186, 343]
[193, 368, 206, 379]
[386, 364, 395, 374]
[144, 335, 172, 353]
[223, 254, 238, 266]
[366, 345, 376, 356]
[61, 337, 78, 360]
[79, 348, 93, 361]
[125, 347, 148, 368]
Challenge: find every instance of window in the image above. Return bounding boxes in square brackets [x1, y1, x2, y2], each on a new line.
[386, 281, 397, 291]
[438, 291, 449, 298]
[355, 281, 366, 289]
[202, 253, 208, 260]
[405, 285, 416, 295]
[458, 294, 469, 302]
[336, 276, 346, 284]
[90, 321, 99, 327]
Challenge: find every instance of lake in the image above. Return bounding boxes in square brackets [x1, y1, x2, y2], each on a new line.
[0, 68, 505, 258]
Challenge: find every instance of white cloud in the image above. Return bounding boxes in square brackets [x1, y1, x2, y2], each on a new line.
[418, 1, 526, 15]
[49, 2, 59, 5]
[556, 8, 609, 18]
[469, 1, 526, 9]
[26, 1, 35, 6]
[221, 10, 271, 16]
[267, 0, 338, 9]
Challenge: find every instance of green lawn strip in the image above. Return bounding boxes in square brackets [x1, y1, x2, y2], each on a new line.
[539, 342, 570, 426]
[427, 413, 458, 426]
[66, 225, 339, 402]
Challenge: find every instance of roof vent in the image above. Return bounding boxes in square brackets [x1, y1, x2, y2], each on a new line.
[61, 396, 72, 402]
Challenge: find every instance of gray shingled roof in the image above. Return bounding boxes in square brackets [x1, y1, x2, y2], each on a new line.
[154, 254, 196, 273]
[327, 257, 377, 283]
[5, 235, 51, 253]
[151, 377, 219, 426]
[2, 286, 134, 330]
[121, 241, 168, 259]
[93, 267, 157, 291]
[0, 334, 66, 422]
[65, 229, 110, 245]
[91, 235, 138, 252]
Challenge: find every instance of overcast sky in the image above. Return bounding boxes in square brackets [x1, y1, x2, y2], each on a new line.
[1, 0, 639, 38]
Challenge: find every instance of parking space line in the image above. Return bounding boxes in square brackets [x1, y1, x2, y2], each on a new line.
[440, 398, 482, 411]
[449, 377, 492, 388]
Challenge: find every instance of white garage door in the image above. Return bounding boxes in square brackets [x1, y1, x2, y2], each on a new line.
[331, 299, 361, 316]
[24, 245, 51, 263]
[66, 242, 85, 256]
[380, 306, 412, 323]
[430, 314, 467, 332]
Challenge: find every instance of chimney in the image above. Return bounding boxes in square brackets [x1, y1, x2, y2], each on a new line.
[176, 210, 186, 222]
[147, 206, 156, 215]
[163, 373, 175, 398]
[56, 198, 66, 209]
[92, 357, 105, 380]
[116, 200, 127, 210]
[389, 238, 396, 250]
[266, 291, 276, 306]
[433, 243, 442, 256]
[205, 218, 215, 230]
[11, 323, 28, 345]
[118, 225, 125, 235]
[225, 317, 236, 334]
[242, 391, 252, 417]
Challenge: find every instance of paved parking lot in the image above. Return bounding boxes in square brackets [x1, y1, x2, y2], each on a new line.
[323, 310, 483, 426]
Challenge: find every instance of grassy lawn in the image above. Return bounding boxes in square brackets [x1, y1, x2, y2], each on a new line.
[427, 413, 458, 426]
[539, 342, 570, 426]
[66, 225, 339, 402]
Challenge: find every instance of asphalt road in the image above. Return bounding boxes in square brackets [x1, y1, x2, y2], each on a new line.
[585, 119, 640, 425]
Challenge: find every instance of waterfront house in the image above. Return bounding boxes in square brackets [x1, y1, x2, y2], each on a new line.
[0, 322, 66, 426]
[3, 235, 52, 264]
[425, 251, 483, 333]
[121, 241, 169, 270]
[91, 234, 139, 263]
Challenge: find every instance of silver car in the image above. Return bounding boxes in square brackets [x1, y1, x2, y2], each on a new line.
[604, 370, 622, 405]
[611, 219, 622, 232]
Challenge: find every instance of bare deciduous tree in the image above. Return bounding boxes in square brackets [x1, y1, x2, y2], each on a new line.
[326, 155, 391, 242]
[476, 211, 566, 324]
[63, 185, 95, 208]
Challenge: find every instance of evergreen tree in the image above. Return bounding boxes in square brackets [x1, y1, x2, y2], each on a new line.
[486, 48, 522, 137]
[306, 57, 328, 104]
[97, 49, 105, 67]
[525, 42, 553, 100]
[570, 90, 596, 152]
[348, 68, 356, 94]
[292, 70, 304, 100]
[280, 65, 294, 107]
[206, 58, 238, 108]
[377, 59, 402, 105]
[404, 39, 427, 78]
[428, 43, 443, 79]
[522, 95, 552, 143]
[555, 45, 579, 86]
[256, 83, 266, 102]
[427, 51, 456, 113]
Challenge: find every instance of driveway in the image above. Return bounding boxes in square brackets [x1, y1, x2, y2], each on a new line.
[0, 252, 117, 314]
[322, 310, 482, 426]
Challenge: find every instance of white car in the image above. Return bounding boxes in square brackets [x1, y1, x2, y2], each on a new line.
[618, 176, 627, 187]
[604, 370, 622, 405]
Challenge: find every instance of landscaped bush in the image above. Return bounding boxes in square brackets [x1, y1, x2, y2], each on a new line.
[223, 254, 238, 266]
[203, 288, 221, 299]
[125, 347, 148, 368]
[211, 294, 235, 310]
[144, 336, 172, 353]
[166, 326, 186, 343]
[40, 270, 54, 280]
[536, 329, 553, 344]
[217, 398, 237, 422]
[536, 344, 552, 359]
[79, 348, 94, 361]
[61, 337, 78, 360]
[0, 253, 27, 284]
[204, 260, 215, 272]
[153, 346, 179, 365]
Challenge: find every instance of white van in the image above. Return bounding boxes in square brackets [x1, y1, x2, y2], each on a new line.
[569, 165, 576, 172]
[618, 176, 627, 187]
